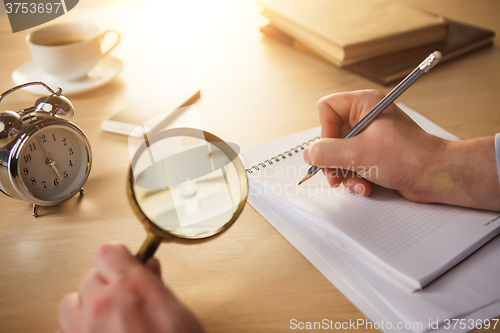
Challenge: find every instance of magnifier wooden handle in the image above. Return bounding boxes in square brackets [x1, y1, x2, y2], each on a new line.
[136, 233, 162, 264]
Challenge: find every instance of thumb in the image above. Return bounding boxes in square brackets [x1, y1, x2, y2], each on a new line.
[145, 257, 162, 279]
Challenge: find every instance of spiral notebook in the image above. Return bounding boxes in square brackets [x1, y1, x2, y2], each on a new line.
[242, 105, 500, 291]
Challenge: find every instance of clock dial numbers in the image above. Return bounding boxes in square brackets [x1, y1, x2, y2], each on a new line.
[18, 127, 85, 199]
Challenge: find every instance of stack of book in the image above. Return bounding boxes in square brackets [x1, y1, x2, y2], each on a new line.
[258, 0, 495, 85]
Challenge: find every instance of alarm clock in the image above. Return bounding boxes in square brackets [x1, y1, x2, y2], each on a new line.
[0, 81, 92, 217]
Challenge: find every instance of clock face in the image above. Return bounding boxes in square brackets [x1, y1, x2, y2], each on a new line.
[17, 125, 90, 201]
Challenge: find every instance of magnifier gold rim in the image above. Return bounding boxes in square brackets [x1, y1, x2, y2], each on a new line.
[127, 127, 248, 241]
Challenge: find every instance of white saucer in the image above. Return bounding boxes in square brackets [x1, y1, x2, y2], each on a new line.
[12, 56, 124, 95]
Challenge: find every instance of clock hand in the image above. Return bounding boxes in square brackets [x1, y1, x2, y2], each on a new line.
[36, 136, 52, 161]
[48, 160, 63, 179]
[36, 136, 63, 179]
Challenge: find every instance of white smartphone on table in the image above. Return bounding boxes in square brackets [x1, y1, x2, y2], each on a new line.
[101, 83, 200, 136]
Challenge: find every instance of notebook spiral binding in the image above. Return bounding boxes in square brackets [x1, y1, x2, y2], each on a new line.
[246, 136, 320, 174]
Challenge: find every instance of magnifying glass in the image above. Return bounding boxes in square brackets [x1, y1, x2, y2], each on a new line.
[127, 127, 248, 263]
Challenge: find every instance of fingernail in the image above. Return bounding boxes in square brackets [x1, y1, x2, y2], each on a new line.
[354, 184, 365, 195]
[303, 147, 311, 165]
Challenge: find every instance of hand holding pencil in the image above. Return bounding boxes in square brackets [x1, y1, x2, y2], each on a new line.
[300, 70, 500, 210]
[299, 51, 441, 186]
[302, 89, 444, 199]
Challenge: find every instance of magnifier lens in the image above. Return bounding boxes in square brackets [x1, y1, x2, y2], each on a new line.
[129, 129, 247, 245]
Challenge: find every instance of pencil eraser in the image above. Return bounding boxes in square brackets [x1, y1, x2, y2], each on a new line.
[433, 51, 442, 61]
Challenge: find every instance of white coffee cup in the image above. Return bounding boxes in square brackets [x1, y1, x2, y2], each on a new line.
[26, 22, 120, 81]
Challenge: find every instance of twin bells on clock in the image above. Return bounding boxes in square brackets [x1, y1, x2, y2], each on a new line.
[0, 83, 75, 147]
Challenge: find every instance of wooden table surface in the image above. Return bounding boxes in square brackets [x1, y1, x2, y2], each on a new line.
[0, 0, 499, 332]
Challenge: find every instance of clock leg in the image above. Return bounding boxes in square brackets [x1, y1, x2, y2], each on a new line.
[80, 188, 85, 194]
[32, 204, 39, 217]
